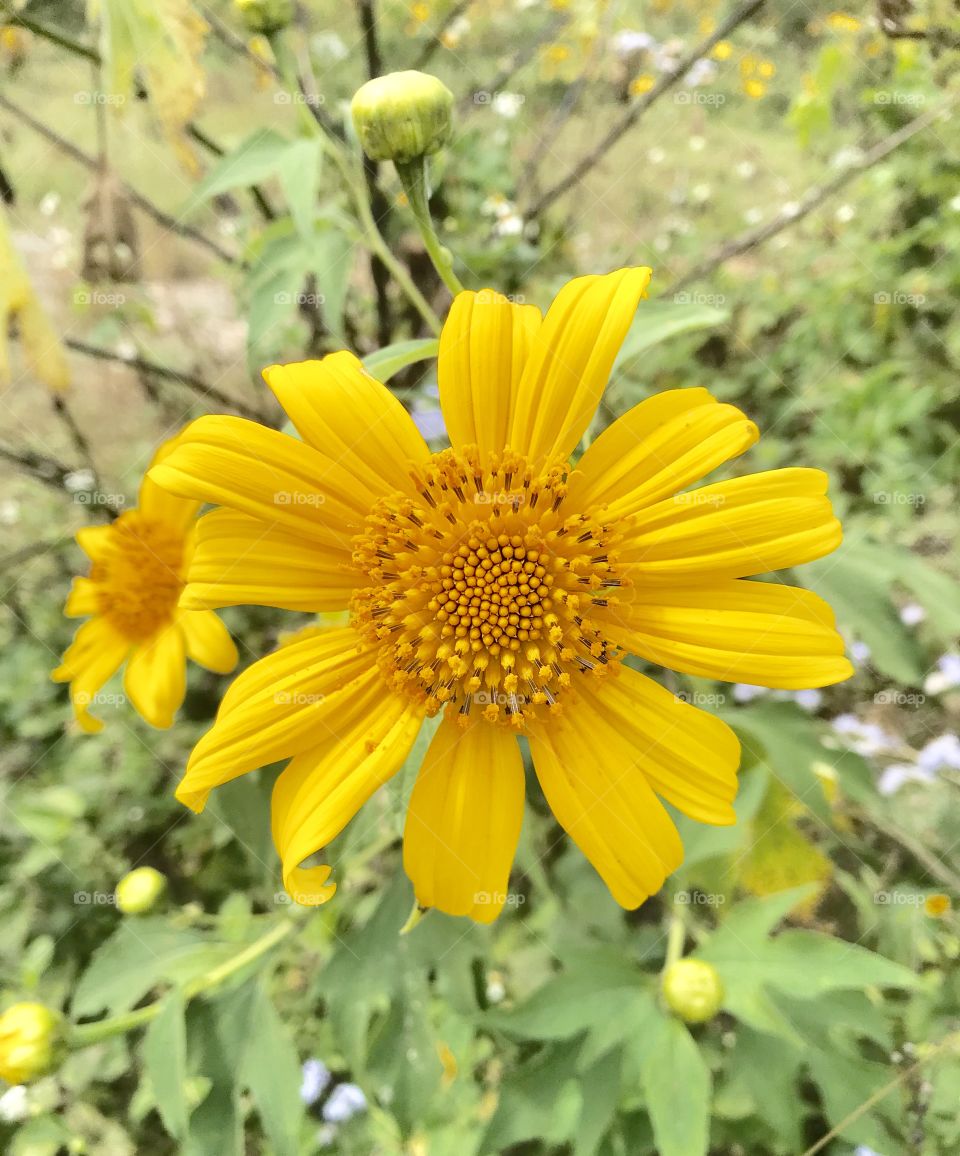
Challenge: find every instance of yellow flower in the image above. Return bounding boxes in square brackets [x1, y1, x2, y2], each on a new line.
[757, 60, 776, 79]
[825, 12, 861, 34]
[739, 53, 758, 78]
[150, 270, 851, 921]
[711, 40, 733, 61]
[743, 78, 766, 99]
[53, 434, 238, 733]
[0, 1003, 62, 1084]
[629, 73, 656, 97]
[926, 894, 951, 918]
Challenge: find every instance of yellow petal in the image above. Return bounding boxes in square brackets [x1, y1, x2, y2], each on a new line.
[64, 576, 99, 618]
[508, 267, 652, 461]
[569, 388, 758, 517]
[180, 508, 355, 612]
[578, 668, 740, 825]
[51, 617, 129, 734]
[272, 694, 423, 903]
[178, 609, 238, 674]
[175, 627, 376, 811]
[262, 352, 430, 496]
[618, 468, 842, 581]
[528, 683, 688, 909]
[137, 432, 202, 533]
[602, 580, 853, 689]
[75, 524, 114, 562]
[438, 289, 541, 459]
[403, 714, 525, 922]
[147, 415, 371, 545]
[123, 622, 187, 729]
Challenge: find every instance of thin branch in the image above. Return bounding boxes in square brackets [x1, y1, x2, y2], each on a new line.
[413, 0, 471, 70]
[458, 15, 565, 115]
[529, 0, 766, 216]
[0, 442, 78, 493]
[0, 537, 70, 576]
[355, 0, 395, 345]
[64, 339, 266, 422]
[0, 94, 237, 264]
[668, 95, 958, 292]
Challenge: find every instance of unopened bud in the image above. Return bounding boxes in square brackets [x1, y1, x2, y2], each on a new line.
[661, 959, 724, 1024]
[233, 0, 294, 35]
[0, 1002, 64, 1084]
[115, 866, 166, 915]
[351, 70, 453, 164]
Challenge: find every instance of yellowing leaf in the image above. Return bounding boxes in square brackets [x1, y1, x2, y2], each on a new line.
[89, 0, 208, 173]
[0, 205, 70, 392]
[737, 779, 832, 921]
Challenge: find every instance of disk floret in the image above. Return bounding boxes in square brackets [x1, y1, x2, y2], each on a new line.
[93, 513, 185, 640]
[350, 447, 625, 727]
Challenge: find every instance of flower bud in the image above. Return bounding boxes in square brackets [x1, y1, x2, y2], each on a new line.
[0, 1002, 63, 1084]
[661, 959, 724, 1024]
[351, 71, 453, 164]
[115, 866, 167, 915]
[233, 0, 294, 35]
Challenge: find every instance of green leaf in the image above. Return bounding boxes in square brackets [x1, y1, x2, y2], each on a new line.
[237, 985, 306, 1156]
[575, 1047, 622, 1156]
[143, 989, 188, 1140]
[72, 920, 234, 1017]
[275, 137, 323, 241]
[483, 1040, 584, 1151]
[805, 546, 925, 683]
[363, 338, 440, 383]
[185, 1002, 242, 1156]
[189, 130, 293, 204]
[640, 1015, 711, 1156]
[696, 891, 918, 1043]
[485, 949, 642, 1041]
[614, 299, 728, 368]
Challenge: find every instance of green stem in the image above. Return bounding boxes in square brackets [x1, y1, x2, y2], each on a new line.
[663, 908, 686, 972]
[396, 158, 464, 297]
[68, 919, 296, 1049]
[266, 29, 442, 336]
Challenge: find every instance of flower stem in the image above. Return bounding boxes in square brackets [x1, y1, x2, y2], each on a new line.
[663, 908, 686, 971]
[68, 918, 296, 1049]
[396, 158, 464, 297]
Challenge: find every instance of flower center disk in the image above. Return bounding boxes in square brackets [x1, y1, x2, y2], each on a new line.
[92, 512, 185, 640]
[350, 447, 625, 727]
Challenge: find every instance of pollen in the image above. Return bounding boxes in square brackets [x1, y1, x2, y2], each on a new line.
[91, 512, 185, 640]
[350, 446, 625, 727]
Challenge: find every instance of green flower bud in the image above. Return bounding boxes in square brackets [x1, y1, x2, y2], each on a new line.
[0, 1002, 64, 1084]
[233, 0, 294, 35]
[661, 959, 725, 1024]
[351, 71, 454, 164]
[115, 867, 167, 915]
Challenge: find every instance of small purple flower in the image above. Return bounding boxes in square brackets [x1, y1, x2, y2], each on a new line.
[300, 1059, 331, 1106]
[733, 683, 767, 703]
[793, 689, 822, 712]
[918, 734, 960, 773]
[322, 1082, 367, 1123]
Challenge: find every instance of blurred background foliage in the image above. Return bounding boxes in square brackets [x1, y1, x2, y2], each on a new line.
[1, 0, 960, 1153]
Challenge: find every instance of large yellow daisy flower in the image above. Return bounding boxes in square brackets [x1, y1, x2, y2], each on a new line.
[53, 435, 239, 733]
[149, 268, 852, 920]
